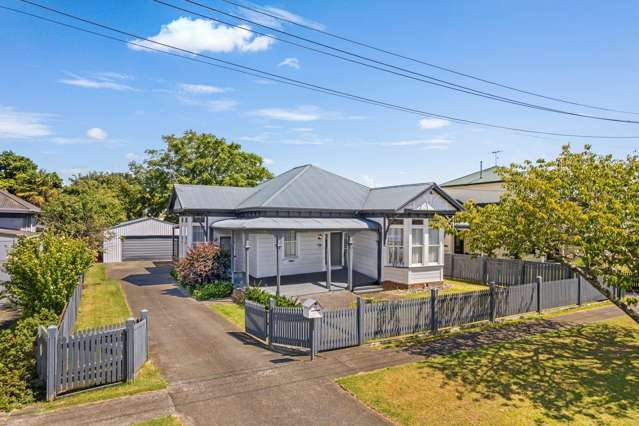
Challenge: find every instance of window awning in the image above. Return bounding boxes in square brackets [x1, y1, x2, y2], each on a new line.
[211, 217, 380, 231]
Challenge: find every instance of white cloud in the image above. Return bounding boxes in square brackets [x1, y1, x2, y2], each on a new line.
[250, 106, 365, 122]
[263, 157, 274, 165]
[179, 83, 230, 94]
[60, 72, 136, 91]
[240, 5, 325, 31]
[129, 17, 274, 54]
[418, 118, 451, 130]
[0, 106, 52, 139]
[380, 138, 452, 148]
[278, 57, 300, 69]
[125, 153, 142, 162]
[86, 127, 108, 140]
[180, 96, 238, 112]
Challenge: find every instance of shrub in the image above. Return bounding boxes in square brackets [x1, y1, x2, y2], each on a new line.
[3, 231, 95, 316]
[0, 309, 59, 411]
[244, 287, 300, 308]
[175, 243, 230, 287]
[192, 281, 233, 301]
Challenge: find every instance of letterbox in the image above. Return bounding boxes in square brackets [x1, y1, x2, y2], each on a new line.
[302, 298, 323, 319]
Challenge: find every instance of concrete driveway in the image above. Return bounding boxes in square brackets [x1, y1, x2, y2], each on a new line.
[107, 261, 388, 426]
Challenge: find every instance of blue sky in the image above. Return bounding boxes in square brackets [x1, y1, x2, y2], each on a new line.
[1, 0, 638, 186]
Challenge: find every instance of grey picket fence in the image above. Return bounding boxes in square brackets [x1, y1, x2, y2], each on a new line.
[36, 310, 149, 401]
[245, 276, 608, 355]
[57, 274, 84, 338]
[444, 253, 574, 286]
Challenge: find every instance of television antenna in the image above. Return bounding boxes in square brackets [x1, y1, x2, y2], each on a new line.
[491, 150, 503, 166]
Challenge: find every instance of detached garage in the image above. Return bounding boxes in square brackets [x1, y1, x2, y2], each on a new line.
[103, 218, 177, 263]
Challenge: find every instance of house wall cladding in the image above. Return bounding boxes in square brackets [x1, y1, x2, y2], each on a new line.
[246, 276, 607, 354]
[352, 231, 378, 279]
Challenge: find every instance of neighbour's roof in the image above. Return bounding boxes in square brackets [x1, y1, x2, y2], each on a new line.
[169, 164, 463, 214]
[211, 217, 380, 231]
[441, 166, 503, 187]
[0, 190, 41, 213]
[443, 187, 504, 205]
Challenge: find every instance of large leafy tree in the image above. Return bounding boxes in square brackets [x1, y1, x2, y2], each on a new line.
[69, 171, 146, 219]
[0, 151, 62, 206]
[41, 182, 127, 250]
[130, 131, 273, 216]
[437, 146, 639, 323]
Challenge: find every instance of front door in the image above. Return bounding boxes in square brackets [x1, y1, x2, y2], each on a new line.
[330, 232, 343, 267]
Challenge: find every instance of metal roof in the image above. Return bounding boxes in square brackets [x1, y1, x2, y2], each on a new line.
[441, 166, 503, 187]
[444, 187, 504, 205]
[0, 190, 41, 213]
[362, 183, 433, 211]
[171, 184, 256, 211]
[109, 217, 176, 230]
[237, 165, 369, 210]
[211, 217, 380, 231]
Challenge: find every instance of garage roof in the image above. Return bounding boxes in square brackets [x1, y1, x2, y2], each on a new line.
[211, 217, 380, 231]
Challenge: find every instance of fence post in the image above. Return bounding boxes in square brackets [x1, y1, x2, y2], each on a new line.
[46, 325, 57, 401]
[489, 281, 497, 323]
[450, 254, 455, 278]
[356, 297, 364, 345]
[309, 317, 317, 361]
[481, 257, 488, 284]
[140, 309, 149, 361]
[536, 276, 543, 314]
[430, 288, 439, 335]
[577, 275, 582, 306]
[520, 262, 526, 285]
[268, 298, 275, 350]
[126, 318, 135, 382]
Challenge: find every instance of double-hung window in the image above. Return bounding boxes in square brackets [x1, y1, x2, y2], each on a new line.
[410, 219, 425, 266]
[428, 226, 441, 264]
[283, 231, 297, 258]
[386, 220, 404, 267]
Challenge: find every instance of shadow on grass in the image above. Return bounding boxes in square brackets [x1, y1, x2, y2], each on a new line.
[418, 322, 639, 423]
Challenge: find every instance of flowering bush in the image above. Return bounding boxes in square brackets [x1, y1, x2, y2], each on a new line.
[175, 243, 230, 287]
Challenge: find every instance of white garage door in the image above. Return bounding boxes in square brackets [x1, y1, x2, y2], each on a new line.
[121, 236, 174, 261]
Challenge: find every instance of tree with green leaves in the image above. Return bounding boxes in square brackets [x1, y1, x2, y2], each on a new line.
[69, 171, 146, 219]
[436, 145, 639, 323]
[3, 231, 94, 316]
[41, 182, 127, 250]
[129, 130, 273, 216]
[0, 151, 62, 206]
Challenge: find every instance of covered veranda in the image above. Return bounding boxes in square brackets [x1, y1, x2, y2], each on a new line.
[212, 217, 381, 297]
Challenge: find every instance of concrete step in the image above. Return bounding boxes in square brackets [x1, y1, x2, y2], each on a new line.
[353, 284, 384, 294]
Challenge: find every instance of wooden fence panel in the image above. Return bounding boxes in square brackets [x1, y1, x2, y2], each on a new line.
[581, 279, 607, 303]
[271, 307, 309, 348]
[133, 320, 147, 372]
[245, 301, 268, 340]
[438, 290, 491, 327]
[542, 278, 578, 310]
[57, 275, 83, 338]
[363, 298, 431, 340]
[448, 254, 485, 283]
[523, 261, 573, 284]
[318, 307, 358, 351]
[495, 283, 538, 317]
[486, 258, 524, 286]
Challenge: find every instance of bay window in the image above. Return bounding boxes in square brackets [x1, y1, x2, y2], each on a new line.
[386, 218, 443, 267]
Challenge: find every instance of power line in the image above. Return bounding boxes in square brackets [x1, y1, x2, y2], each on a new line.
[6, 1, 639, 140]
[157, 0, 639, 124]
[215, 0, 639, 116]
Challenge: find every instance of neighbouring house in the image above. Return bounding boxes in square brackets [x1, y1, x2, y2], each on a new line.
[102, 217, 177, 263]
[168, 164, 463, 292]
[0, 190, 40, 283]
[441, 164, 505, 254]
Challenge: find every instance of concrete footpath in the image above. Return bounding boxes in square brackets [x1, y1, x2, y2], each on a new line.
[3, 262, 625, 426]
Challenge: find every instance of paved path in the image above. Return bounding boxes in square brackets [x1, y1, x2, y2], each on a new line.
[4, 262, 625, 426]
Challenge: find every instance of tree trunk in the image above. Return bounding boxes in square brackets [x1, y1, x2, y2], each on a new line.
[571, 265, 639, 325]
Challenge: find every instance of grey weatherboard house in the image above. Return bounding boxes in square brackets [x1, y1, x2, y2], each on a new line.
[168, 164, 463, 294]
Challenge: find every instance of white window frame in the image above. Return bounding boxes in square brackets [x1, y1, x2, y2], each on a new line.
[410, 219, 426, 267]
[386, 220, 405, 267]
[283, 230, 298, 258]
[426, 222, 443, 265]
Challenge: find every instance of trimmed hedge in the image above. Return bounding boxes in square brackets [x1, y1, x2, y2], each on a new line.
[0, 310, 59, 412]
[244, 287, 300, 308]
[192, 281, 233, 301]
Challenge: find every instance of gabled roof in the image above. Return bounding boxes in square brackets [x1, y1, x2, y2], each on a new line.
[444, 187, 504, 206]
[441, 165, 503, 187]
[169, 164, 463, 214]
[237, 165, 369, 211]
[109, 217, 175, 230]
[0, 190, 41, 213]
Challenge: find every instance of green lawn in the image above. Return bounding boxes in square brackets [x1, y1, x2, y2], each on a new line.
[40, 362, 167, 412]
[338, 315, 639, 425]
[75, 264, 132, 330]
[133, 415, 182, 426]
[363, 279, 488, 302]
[209, 302, 245, 329]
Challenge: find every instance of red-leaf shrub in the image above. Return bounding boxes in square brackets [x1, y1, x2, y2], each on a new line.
[175, 243, 229, 287]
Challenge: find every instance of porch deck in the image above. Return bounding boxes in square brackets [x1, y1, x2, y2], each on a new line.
[252, 268, 377, 298]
